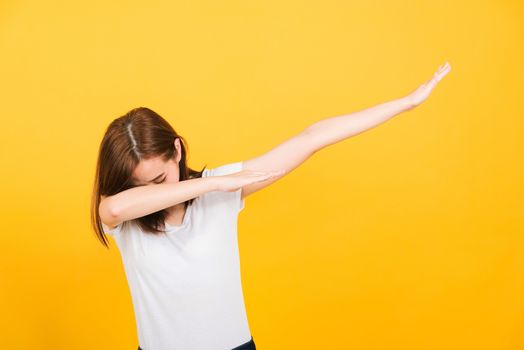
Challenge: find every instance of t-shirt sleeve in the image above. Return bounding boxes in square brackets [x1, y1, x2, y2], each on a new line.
[101, 221, 124, 236]
[203, 160, 245, 212]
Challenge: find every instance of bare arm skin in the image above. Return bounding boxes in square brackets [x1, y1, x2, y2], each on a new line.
[100, 177, 219, 228]
[306, 95, 413, 151]
[100, 169, 281, 228]
[101, 62, 452, 226]
[241, 62, 452, 199]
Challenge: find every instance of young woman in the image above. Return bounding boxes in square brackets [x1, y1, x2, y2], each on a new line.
[91, 62, 451, 350]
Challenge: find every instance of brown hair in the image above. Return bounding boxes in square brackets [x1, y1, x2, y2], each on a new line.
[90, 107, 207, 248]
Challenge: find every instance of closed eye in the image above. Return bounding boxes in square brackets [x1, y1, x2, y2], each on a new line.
[154, 177, 167, 184]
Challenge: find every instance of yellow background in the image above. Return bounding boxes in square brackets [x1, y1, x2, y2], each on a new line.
[1, 0, 523, 349]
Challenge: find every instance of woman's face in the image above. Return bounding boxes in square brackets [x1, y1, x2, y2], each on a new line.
[131, 138, 182, 187]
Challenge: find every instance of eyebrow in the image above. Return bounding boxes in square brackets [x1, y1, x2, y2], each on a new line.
[147, 172, 166, 183]
[133, 172, 166, 185]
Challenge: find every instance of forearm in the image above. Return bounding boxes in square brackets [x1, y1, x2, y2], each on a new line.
[106, 177, 218, 222]
[305, 96, 414, 151]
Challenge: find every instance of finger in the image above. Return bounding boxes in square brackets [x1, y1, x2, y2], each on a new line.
[250, 171, 272, 176]
[255, 171, 284, 179]
[251, 170, 285, 181]
[252, 171, 277, 177]
[438, 66, 450, 80]
[252, 170, 285, 176]
[430, 62, 449, 83]
[433, 71, 442, 82]
[252, 175, 273, 183]
[439, 62, 451, 75]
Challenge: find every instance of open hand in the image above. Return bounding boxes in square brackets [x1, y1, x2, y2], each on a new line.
[215, 169, 286, 192]
[406, 61, 452, 108]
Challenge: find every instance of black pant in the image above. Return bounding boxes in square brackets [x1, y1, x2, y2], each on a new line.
[138, 335, 256, 350]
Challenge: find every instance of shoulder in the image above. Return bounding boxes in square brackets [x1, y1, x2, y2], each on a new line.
[201, 161, 245, 213]
[203, 161, 243, 178]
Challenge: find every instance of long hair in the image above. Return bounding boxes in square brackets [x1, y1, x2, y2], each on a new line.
[90, 107, 206, 248]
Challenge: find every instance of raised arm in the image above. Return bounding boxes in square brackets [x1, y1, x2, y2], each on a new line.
[241, 62, 451, 199]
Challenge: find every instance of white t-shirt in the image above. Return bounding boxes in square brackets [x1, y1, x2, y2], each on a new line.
[102, 161, 251, 350]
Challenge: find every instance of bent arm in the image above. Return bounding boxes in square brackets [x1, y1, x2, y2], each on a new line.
[306, 96, 414, 152]
[100, 177, 219, 227]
